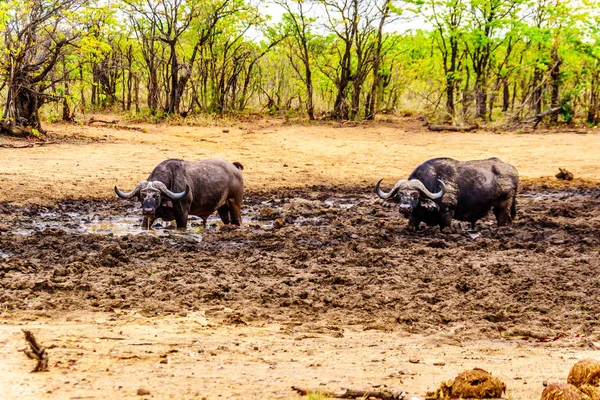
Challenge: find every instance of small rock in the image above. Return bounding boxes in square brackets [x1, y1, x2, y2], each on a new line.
[137, 388, 151, 395]
[408, 358, 420, 364]
[257, 207, 280, 220]
[222, 129, 230, 133]
[273, 218, 285, 229]
[555, 167, 574, 181]
[433, 361, 446, 366]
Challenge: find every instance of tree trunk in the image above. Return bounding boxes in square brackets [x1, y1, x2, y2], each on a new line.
[445, 36, 459, 117]
[134, 73, 140, 113]
[166, 42, 179, 115]
[587, 70, 599, 124]
[475, 84, 487, 120]
[366, 2, 389, 120]
[79, 64, 86, 110]
[502, 80, 509, 112]
[62, 56, 72, 122]
[306, 68, 315, 120]
[549, 47, 561, 124]
[333, 44, 352, 120]
[2, 88, 44, 136]
[148, 65, 159, 114]
[62, 82, 72, 122]
[532, 46, 543, 115]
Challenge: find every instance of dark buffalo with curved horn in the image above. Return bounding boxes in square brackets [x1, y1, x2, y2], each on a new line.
[376, 157, 518, 231]
[115, 158, 244, 229]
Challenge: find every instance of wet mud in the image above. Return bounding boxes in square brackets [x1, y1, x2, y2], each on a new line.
[1, 184, 599, 340]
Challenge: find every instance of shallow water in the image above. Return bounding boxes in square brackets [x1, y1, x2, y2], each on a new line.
[3, 188, 595, 238]
[7, 206, 278, 239]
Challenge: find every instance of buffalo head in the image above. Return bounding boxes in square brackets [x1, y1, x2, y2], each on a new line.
[375, 179, 446, 215]
[115, 181, 190, 217]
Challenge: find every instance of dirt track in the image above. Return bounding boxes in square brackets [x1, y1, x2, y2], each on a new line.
[1, 118, 600, 399]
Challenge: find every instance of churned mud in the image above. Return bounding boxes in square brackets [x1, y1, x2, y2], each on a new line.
[1, 184, 599, 340]
[1, 118, 600, 399]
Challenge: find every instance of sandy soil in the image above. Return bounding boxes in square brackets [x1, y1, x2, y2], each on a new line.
[2, 311, 598, 400]
[0, 117, 598, 203]
[1, 117, 599, 399]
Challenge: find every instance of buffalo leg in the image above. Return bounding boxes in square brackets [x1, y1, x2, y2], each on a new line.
[510, 196, 517, 220]
[228, 198, 242, 226]
[175, 211, 189, 230]
[407, 215, 420, 231]
[141, 216, 155, 230]
[217, 205, 231, 225]
[494, 200, 512, 226]
[439, 210, 454, 233]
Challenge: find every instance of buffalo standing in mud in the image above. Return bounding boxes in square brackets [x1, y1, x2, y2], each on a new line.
[376, 157, 518, 231]
[115, 158, 244, 229]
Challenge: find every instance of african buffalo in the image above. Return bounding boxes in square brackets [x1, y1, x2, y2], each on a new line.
[375, 157, 518, 231]
[115, 158, 244, 229]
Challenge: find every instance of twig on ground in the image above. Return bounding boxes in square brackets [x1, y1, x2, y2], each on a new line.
[22, 329, 49, 372]
[427, 124, 479, 132]
[555, 168, 574, 181]
[503, 106, 562, 130]
[87, 117, 144, 132]
[0, 141, 56, 148]
[88, 117, 119, 125]
[291, 386, 407, 399]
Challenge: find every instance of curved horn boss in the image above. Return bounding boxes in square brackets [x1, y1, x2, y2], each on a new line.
[115, 181, 147, 199]
[409, 179, 446, 199]
[155, 181, 190, 200]
[375, 179, 407, 199]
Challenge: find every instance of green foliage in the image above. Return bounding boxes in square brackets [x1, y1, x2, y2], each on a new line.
[1, 0, 600, 125]
[560, 96, 573, 125]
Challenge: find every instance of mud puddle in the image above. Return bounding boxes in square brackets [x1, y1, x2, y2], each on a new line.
[5, 204, 282, 239]
[1, 185, 599, 340]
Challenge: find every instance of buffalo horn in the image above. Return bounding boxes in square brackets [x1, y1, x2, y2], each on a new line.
[155, 182, 190, 200]
[410, 179, 446, 199]
[115, 181, 146, 199]
[376, 179, 407, 199]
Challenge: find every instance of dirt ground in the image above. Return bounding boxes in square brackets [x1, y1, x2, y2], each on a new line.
[0, 116, 599, 203]
[1, 117, 599, 399]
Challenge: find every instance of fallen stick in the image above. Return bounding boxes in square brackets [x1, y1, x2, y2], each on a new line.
[87, 117, 144, 132]
[0, 143, 33, 148]
[292, 386, 407, 399]
[524, 106, 562, 129]
[22, 329, 49, 372]
[555, 168, 574, 181]
[88, 117, 119, 125]
[98, 336, 126, 340]
[427, 124, 478, 132]
[0, 141, 56, 148]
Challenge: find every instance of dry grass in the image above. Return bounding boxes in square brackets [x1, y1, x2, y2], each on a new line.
[540, 383, 585, 400]
[568, 359, 600, 388]
[426, 368, 506, 399]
